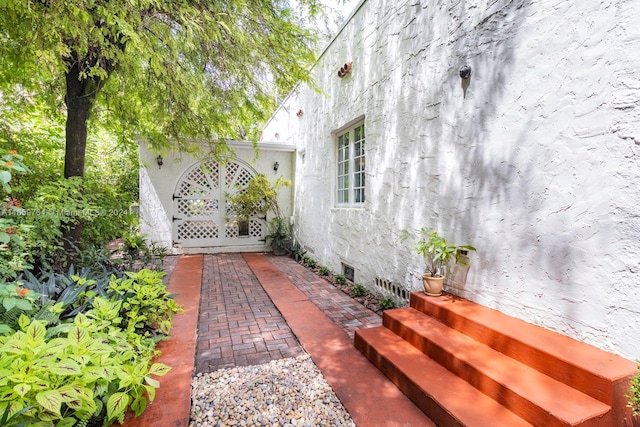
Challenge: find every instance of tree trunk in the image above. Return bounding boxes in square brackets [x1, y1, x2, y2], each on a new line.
[64, 64, 95, 179]
[62, 61, 102, 256]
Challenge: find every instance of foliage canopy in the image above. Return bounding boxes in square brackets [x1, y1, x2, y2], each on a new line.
[0, 0, 320, 249]
[0, 0, 320, 170]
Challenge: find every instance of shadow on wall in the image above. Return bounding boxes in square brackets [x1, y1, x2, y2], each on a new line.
[375, 0, 604, 336]
[364, 0, 535, 294]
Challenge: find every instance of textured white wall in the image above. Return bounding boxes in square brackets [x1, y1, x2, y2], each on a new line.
[263, 0, 640, 359]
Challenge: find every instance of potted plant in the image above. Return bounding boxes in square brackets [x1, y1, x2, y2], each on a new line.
[227, 175, 291, 254]
[400, 227, 476, 296]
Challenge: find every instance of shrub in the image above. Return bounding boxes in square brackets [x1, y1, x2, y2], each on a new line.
[0, 148, 31, 280]
[352, 283, 366, 297]
[318, 266, 330, 276]
[289, 243, 307, 262]
[0, 267, 181, 426]
[334, 274, 346, 285]
[0, 314, 170, 426]
[302, 255, 316, 268]
[378, 297, 395, 310]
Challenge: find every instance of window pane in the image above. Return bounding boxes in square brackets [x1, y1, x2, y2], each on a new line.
[336, 123, 365, 206]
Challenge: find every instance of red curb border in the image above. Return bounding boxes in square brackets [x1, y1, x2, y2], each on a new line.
[121, 255, 203, 427]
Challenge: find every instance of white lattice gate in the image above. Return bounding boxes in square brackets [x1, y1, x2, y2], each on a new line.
[172, 158, 267, 248]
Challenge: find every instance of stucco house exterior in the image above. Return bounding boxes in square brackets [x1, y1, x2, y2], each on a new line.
[139, 0, 639, 361]
[259, 0, 640, 361]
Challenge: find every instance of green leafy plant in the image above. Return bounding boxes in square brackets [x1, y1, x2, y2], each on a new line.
[1, 404, 33, 427]
[628, 364, 640, 416]
[0, 149, 31, 280]
[0, 314, 170, 426]
[0, 282, 41, 332]
[228, 175, 292, 254]
[378, 297, 395, 310]
[399, 227, 476, 278]
[107, 269, 182, 337]
[334, 274, 346, 285]
[227, 175, 291, 221]
[352, 283, 366, 297]
[123, 232, 147, 257]
[318, 266, 330, 276]
[288, 242, 307, 262]
[266, 217, 291, 255]
[19, 177, 102, 271]
[302, 255, 317, 268]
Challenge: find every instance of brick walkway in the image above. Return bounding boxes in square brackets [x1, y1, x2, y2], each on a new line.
[267, 254, 382, 340]
[194, 253, 382, 373]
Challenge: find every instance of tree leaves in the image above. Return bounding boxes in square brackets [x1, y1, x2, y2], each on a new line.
[0, 0, 321, 153]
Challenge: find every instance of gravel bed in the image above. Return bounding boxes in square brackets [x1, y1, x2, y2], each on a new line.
[190, 355, 355, 427]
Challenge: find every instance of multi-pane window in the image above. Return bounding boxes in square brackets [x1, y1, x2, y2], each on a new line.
[336, 122, 365, 206]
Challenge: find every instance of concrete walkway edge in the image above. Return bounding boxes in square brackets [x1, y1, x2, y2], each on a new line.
[122, 255, 203, 427]
[243, 253, 434, 427]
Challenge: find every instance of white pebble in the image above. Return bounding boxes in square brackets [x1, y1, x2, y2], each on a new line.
[190, 355, 355, 427]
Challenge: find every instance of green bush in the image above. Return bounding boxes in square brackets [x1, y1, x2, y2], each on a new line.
[302, 255, 316, 268]
[19, 177, 101, 271]
[334, 274, 346, 285]
[0, 149, 31, 280]
[107, 269, 181, 336]
[318, 266, 330, 276]
[289, 243, 307, 262]
[352, 283, 366, 297]
[378, 297, 395, 310]
[0, 314, 170, 426]
[0, 267, 181, 426]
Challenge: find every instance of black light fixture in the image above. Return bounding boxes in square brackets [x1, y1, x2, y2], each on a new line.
[459, 65, 472, 79]
[273, 161, 279, 173]
[156, 155, 164, 169]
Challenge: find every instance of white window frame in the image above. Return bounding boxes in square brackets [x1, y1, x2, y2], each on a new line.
[335, 120, 366, 207]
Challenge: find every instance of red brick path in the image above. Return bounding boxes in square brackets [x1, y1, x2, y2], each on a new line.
[195, 253, 306, 372]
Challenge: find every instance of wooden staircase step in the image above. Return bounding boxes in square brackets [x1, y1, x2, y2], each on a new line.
[384, 307, 612, 427]
[409, 292, 636, 409]
[355, 326, 534, 427]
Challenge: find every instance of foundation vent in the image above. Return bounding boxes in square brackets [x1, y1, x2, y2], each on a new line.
[342, 263, 355, 282]
[375, 277, 409, 305]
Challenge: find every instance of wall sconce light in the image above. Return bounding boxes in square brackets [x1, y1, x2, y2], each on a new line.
[156, 155, 164, 169]
[273, 161, 279, 173]
[459, 65, 472, 79]
[337, 62, 353, 78]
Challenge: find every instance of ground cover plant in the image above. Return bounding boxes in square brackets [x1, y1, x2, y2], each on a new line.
[288, 249, 395, 314]
[0, 267, 181, 427]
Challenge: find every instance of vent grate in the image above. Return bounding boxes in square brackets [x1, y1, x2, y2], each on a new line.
[374, 277, 409, 304]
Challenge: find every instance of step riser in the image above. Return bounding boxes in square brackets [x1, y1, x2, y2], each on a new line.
[383, 312, 611, 427]
[355, 332, 480, 427]
[409, 293, 624, 407]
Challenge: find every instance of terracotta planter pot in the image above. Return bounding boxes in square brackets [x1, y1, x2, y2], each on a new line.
[422, 274, 444, 296]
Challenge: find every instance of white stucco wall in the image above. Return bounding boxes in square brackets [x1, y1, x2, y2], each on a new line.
[263, 0, 640, 359]
[139, 140, 295, 253]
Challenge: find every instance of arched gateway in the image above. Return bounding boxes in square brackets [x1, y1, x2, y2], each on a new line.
[172, 158, 267, 248]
